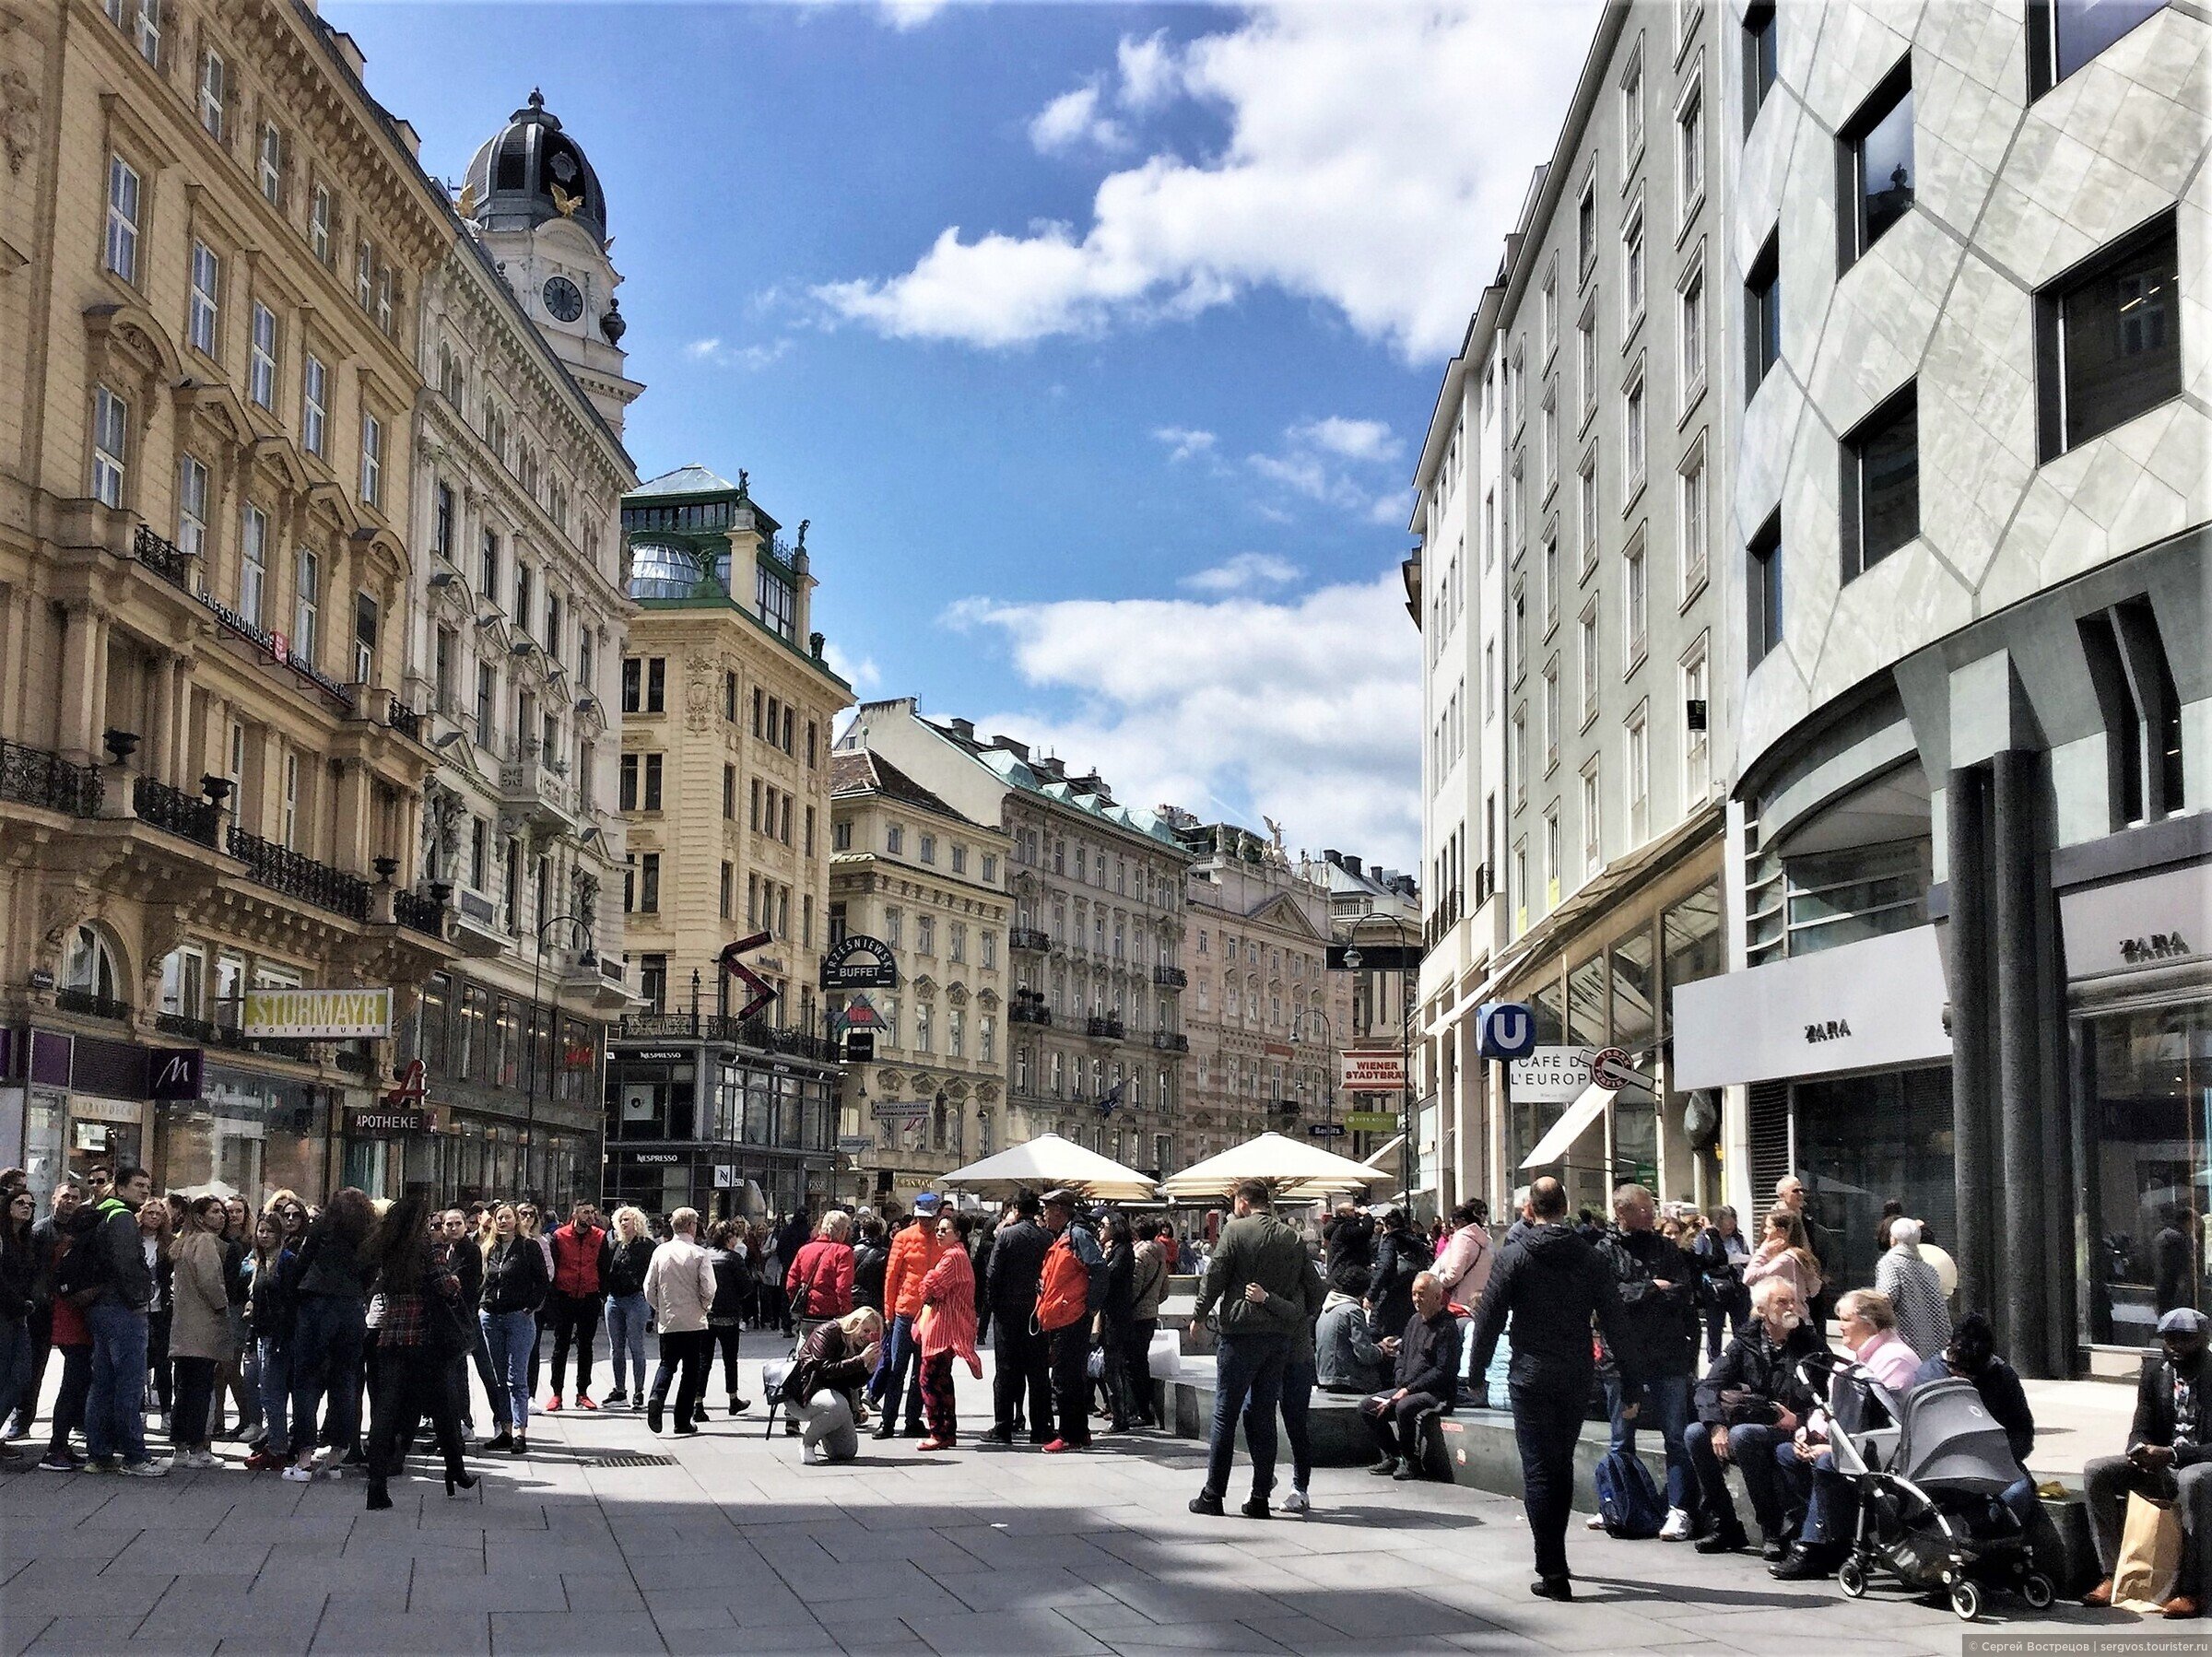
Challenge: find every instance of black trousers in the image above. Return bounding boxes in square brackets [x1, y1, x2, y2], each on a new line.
[13, 1302, 53, 1428]
[171, 1355, 218, 1445]
[1361, 1388, 1445, 1462]
[366, 1343, 466, 1489]
[1124, 1318, 1158, 1424]
[1512, 1367, 1591, 1581]
[711, 1322, 743, 1398]
[994, 1318, 1052, 1438]
[45, 1345, 92, 1456]
[1047, 1322, 1092, 1447]
[650, 1328, 712, 1428]
[546, 1292, 601, 1397]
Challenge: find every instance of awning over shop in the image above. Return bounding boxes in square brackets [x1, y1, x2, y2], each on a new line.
[1520, 1083, 1617, 1170]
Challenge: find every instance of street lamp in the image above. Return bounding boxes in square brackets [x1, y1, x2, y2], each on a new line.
[524, 911, 596, 1204]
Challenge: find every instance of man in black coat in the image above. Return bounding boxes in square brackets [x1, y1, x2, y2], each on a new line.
[1360, 1272, 1462, 1480]
[982, 1190, 1053, 1444]
[6, 1181, 82, 1441]
[1688, 1275, 1823, 1557]
[1595, 1183, 1704, 1539]
[2085, 1307, 2211, 1616]
[1468, 1176, 1623, 1601]
[1324, 1205, 1376, 1299]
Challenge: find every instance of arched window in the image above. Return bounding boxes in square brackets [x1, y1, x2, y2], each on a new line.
[62, 924, 124, 1004]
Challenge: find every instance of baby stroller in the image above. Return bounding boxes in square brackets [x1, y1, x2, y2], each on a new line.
[1826, 1369, 2054, 1620]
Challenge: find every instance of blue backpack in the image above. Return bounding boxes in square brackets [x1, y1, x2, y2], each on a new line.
[1594, 1447, 1665, 1539]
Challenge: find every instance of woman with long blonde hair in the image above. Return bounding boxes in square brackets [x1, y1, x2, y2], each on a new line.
[1744, 1205, 1824, 1310]
[603, 1206, 656, 1409]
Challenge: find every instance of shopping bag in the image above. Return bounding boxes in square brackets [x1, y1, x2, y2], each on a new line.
[2113, 1489, 2184, 1612]
[1147, 1328, 1182, 1379]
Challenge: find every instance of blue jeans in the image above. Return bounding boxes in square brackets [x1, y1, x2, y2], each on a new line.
[1205, 1332, 1288, 1502]
[605, 1293, 650, 1397]
[1778, 1443, 1854, 1545]
[482, 1309, 535, 1431]
[0, 1320, 31, 1426]
[287, 1295, 365, 1459]
[85, 1299, 149, 1464]
[1607, 1372, 1698, 1514]
[256, 1338, 291, 1456]
[1280, 1356, 1315, 1490]
[872, 1313, 924, 1428]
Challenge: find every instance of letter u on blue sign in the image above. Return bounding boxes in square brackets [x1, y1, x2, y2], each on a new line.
[1477, 1001, 1536, 1060]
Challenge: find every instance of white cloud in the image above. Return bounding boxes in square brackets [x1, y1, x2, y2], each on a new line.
[1181, 552, 1300, 593]
[942, 568, 1420, 868]
[817, 0, 1597, 360]
[1029, 82, 1128, 155]
[1294, 416, 1402, 465]
[878, 0, 947, 29]
[824, 640, 882, 694]
[1152, 425, 1218, 464]
[1243, 416, 1407, 523]
[684, 335, 794, 370]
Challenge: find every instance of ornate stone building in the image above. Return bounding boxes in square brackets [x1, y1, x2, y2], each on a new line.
[828, 748, 1010, 1210]
[602, 464, 852, 1220]
[394, 91, 639, 1205]
[839, 699, 1192, 1179]
[1171, 815, 1349, 1169]
[0, 0, 456, 1198]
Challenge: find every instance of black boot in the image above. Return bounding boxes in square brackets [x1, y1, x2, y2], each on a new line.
[365, 1478, 393, 1512]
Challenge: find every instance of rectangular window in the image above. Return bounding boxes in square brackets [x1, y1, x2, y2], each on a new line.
[1578, 451, 1599, 560]
[104, 156, 140, 281]
[1627, 706, 1651, 842]
[1623, 206, 1646, 325]
[240, 503, 266, 623]
[1625, 371, 1647, 488]
[294, 548, 319, 661]
[919, 832, 936, 865]
[514, 565, 533, 635]
[133, 0, 158, 63]
[2030, 0, 2167, 97]
[1624, 537, 1648, 665]
[375, 269, 394, 337]
[1677, 85, 1704, 214]
[353, 592, 377, 683]
[1746, 230, 1782, 389]
[476, 664, 496, 746]
[1578, 308, 1599, 413]
[91, 385, 127, 506]
[1542, 396, 1559, 492]
[480, 531, 500, 602]
[176, 454, 208, 560]
[1842, 64, 1915, 269]
[642, 753, 663, 812]
[1582, 762, 1602, 874]
[1679, 264, 1706, 401]
[248, 302, 276, 407]
[281, 752, 299, 849]
[198, 48, 225, 139]
[1621, 51, 1645, 162]
[722, 764, 735, 819]
[1747, 511, 1783, 665]
[356, 241, 373, 311]
[1580, 605, 1600, 723]
[2037, 211, 2182, 459]
[1543, 661, 1560, 770]
[359, 412, 382, 507]
[639, 853, 660, 913]
[720, 861, 733, 921]
[258, 123, 282, 205]
[1577, 176, 1597, 281]
[309, 185, 331, 264]
[1744, 4, 1778, 123]
[1842, 382, 1920, 578]
[1679, 446, 1708, 596]
[302, 355, 327, 455]
[646, 657, 665, 712]
[187, 241, 219, 356]
[757, 564, 796, 641]
[1681, 637, 1712, 802]
[749, 779, 762, 831]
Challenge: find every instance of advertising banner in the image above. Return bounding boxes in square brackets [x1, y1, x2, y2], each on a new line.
[242, 988, 391, 1040]
[1339, 1048, 1406, 1093]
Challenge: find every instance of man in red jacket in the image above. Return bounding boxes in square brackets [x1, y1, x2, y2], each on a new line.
[1035, 1189, 1104, 1453]
[870, 1194, 948, 1440]
[544, 1201, 612, 1411]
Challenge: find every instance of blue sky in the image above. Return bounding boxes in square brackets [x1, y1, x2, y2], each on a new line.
[331, 0, 1595, 871]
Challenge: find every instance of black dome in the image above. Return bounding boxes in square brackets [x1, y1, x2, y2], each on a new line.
[464, 89, 606, 240]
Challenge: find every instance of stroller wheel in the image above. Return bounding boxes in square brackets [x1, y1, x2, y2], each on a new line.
[1949, 1579, 1983, 1622]
[1837, 1557, 1868, 1599]
[2020, 1572, 2055, 1611]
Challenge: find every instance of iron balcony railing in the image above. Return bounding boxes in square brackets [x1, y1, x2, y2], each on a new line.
[1009, 927, 1052, 952]
[1086, 1015, 1125, 1040]
[617, 1012, 837, 1063]
[135, 523, 192, 587]
[386, 699, 423, 742]
[226, 827, 371, 922]
[393, 887, 445, 938]
[1152, 1031, 1190, 1052]
[1010, 1003, 1052, 1027]
[1, 738, 103, 817]
[1153, 965, 1188, 988]
[132, 775, 220, 846]
[56, 987, 130, 1021]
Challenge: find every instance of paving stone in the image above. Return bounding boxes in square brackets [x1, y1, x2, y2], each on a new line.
[488, 1610, 666, 1654]
[900, 1607, 1113, 1656]
[309, 1613, 490, 1655]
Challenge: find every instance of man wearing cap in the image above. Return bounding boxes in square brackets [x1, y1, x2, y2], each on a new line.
[872, 1193, 949, 1440]
[2084, 1307, 2212, 1617]
[1034, 1189, 1104, 1452]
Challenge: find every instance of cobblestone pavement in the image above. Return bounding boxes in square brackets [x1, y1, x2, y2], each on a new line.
[0, 1357, 2141, 1656]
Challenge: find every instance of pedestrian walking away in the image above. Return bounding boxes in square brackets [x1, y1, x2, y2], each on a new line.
[705, 1220, 756, 1417]
[642, 1206, 718, 1436]
[1466, 1175, 1624, 1600]
[358, 1194, 475, 1510]
[1189, 1180, 1313, 1519]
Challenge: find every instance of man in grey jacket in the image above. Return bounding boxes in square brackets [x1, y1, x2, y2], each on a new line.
[1190, 1181, 1313, 1519]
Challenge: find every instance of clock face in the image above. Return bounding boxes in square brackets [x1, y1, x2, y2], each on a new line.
[543, 276, 583, 323]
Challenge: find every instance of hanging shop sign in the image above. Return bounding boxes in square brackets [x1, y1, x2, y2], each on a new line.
[242, 987, 392, 1040]
[820, 934, 900, 991]
[844, 1031, 876, 1063]
[348, 1103, 435, 1134]
[1306, 1122, 1348, 1139]
[1344, 1111, 1400, 1134]
[1476, 1001, 1536, 1060]
[1509, 1045, 1594, 1104]
[1339, 1048, 1406, 1093]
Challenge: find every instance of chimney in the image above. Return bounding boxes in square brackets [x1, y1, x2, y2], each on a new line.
[993, 734, 1030, 761]
[1345, 855, 1363, 878]
[391, 119, 422, 159]
[325, 29, 367, 80]
[1323, 849, 1341, 868]
[948, 717, 975, 741]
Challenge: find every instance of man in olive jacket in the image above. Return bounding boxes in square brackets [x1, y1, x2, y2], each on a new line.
[1190, 1180, 1312, 1518]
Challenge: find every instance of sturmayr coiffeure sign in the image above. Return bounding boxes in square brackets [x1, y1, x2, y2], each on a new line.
[243, 988, 393, 1040]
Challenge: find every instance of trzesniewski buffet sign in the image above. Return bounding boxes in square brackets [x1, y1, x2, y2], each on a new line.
[242, 988, 393, 1040]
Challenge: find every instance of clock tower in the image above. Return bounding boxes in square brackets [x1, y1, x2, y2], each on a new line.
[461, 91, 643, 432]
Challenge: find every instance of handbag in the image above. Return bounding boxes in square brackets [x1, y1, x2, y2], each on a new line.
[1717, 1387, 1782, 1427]
[2114, 1487, 2185, 1612]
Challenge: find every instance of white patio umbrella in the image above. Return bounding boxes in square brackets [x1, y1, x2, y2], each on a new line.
[1158, 1131, 1394, 1203]
[938, 1133, 1158, 1204]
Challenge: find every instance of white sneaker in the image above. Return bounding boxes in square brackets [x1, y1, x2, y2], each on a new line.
[1280, 1487, 1311, 1513]
[280, 1463, 313, 1482]
[118, 1457, 170, 1478]
[1585, 1512, 1608, 1531]
[1659, 1507, 1693, 1541]
[802, 1442, 825, 1464]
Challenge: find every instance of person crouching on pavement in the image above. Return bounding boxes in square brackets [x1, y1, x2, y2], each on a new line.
[1687, 1275, 1822, 1560]
[784, 1308, 884, 1464]
[2083, 1307, 2212, 1618]
[1360, 1271, 1463, 1481]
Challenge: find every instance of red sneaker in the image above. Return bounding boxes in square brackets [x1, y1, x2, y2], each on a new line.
[1041, 1438, 1072, 1453]
[577, 1395, 598, 1411]
[916, 1438, 950, 1451]
[242, 1451, 283, 1471]
[545, 1396, 564, 1414]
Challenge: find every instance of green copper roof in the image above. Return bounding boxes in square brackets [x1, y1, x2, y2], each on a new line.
[628, 464, 738, 500]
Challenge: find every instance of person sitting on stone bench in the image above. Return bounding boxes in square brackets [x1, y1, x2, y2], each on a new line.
[1361, 1272, 1461, 1482]
[1316, 1290, 1391, 1395]
[1688, 1275, 1823, 1561]
[2084, 1307, 2212, 1619]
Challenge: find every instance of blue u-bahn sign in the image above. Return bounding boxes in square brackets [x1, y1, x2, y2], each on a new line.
[1477, 1001, 1536, 1061]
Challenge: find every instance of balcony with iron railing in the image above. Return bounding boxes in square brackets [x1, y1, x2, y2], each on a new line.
[1009, 927, 1052, 953]
[55, 987, 131, 1022]
[1152, 964, 1188, 989]
[617, 1011, 839, 1064]
[0, 738, 102, 817]
[1086, 1015, 1125, 1041]
[1010, 1001, 1052, 1027]
[393, 886, 447, 939]
[1152, 1031, 1190, 1052]
[226, 826, 370, 922]
[132, 775, 220, 847]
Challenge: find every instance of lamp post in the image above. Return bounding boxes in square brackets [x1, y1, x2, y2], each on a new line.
[524, 911, 596, 1204]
